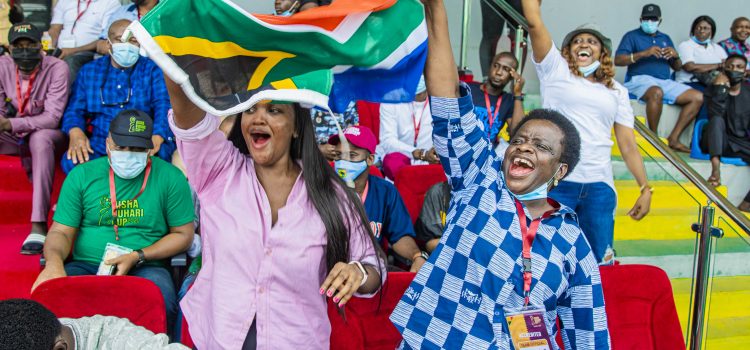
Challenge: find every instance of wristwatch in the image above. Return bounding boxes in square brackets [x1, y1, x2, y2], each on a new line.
[135, 249, 146, 267]
[349, 261, 368, 287]
[412, 251, 429, 262]
[513, 94, 525, 101]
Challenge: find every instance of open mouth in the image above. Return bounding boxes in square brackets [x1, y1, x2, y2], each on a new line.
[508, 156, 535, 177]
[576, 50, 592, 62]
[250, 131, 271, 148]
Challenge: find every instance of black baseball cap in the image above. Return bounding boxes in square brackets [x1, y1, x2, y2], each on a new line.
[8, 22, 41, 45]
[641, 4, 661, 19]
[109, 110, 154, 149]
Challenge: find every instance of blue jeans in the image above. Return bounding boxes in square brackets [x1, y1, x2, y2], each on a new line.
[549, 181, 616, 263]
[64, 261, 178, 337]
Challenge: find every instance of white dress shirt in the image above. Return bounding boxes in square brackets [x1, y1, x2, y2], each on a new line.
[377, 99, 433, 164]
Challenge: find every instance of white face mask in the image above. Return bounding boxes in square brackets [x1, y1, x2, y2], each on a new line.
[109, 149, 149, 179]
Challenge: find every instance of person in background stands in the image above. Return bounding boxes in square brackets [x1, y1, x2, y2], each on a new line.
[478, 0, 527, 78]
[378, 76, 440, 180]
[48, 0, 120, 82]
[676, 15, 727, 89]
[312, 100, 358, 162]
[468, 52, 526, 151]
[414, 180, 450, 254]
[61, 19, 174, 174]
[614, 4, 704, 152]
[700, 54, 750, 212]
[33, 110, 195, 336]
[96, 0, 161, 55]
[330, 125, 427, 273]
[524, 0, 651, 264]
[0, 299, 189, 350]
[0, 23, 69, 255]
[718, 17, 750, 80]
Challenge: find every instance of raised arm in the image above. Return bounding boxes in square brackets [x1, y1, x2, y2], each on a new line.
[164, 75, 207, 130]
[423, 0, 493, 192]
[522, 0, 553, 63]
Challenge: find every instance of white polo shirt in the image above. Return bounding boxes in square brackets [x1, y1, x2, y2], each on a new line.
[534, 45, 635, 189]
[51, 0, 120, 49]
[676, 39, 728, 83]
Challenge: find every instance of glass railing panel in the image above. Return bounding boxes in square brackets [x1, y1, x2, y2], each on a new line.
[703, 215, 750, 349]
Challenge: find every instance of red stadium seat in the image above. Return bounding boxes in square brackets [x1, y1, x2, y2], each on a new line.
[370, 165, 384, 178]
[330, 272, 416, 350]
[30, 275, 167, 335]
[599, 264, 685, 350]
[356, 101, 381, 140]
[394, 164, 447, 224]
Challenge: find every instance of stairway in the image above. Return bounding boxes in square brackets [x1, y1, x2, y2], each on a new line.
[0, 155, 63, 299]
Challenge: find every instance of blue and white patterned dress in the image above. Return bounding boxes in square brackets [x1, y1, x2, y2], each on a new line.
[389, 83, 610, 350]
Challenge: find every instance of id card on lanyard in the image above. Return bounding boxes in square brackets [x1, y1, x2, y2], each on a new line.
[412, 98, 429, 147]
[109, 161, 151, 241]
[15, 68, 37, 117]
[505, 199, 556, 350]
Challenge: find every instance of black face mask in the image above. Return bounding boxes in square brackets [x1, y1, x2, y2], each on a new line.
[726, 70, 746, 86]
[11, 48, 41, 73]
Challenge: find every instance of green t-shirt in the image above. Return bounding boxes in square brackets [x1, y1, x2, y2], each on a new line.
[54, 157, 195, 266]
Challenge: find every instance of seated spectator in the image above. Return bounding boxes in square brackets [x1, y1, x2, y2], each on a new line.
[96, 0, 160, 55]
[676, 15, 727, 88]
[312, 100, 358, 161]
[378, 76, 440, 180]
[718, 17, 750, 78]
[274, 0, 302, 16]
[467, 52, 526, 151]
[48, 0, 120, 82]
[0, 23, 69, 255]
[330, 125, 427, 272]
[0, 299, 188, 349]
[299, 0, 331, 12]
[414, 181, 450, 254]
[61, 19, 175, 174]
[700, 54, 750, 212]
[614, 4, 703, 152]
[32, 110, 195, 336]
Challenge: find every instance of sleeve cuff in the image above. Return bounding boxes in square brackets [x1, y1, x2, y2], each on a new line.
[168, 110, 219, 141]
[8, 118, 26, 134]
[429, 82, 475, 121]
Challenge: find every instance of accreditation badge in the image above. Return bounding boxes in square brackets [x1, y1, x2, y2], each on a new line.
[505, 306, 552, 350]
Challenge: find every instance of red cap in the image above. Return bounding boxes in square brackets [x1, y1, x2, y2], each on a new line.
[328, 125, 377, 154]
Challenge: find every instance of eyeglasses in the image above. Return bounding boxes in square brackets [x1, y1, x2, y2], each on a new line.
[99, 63, 134, 107]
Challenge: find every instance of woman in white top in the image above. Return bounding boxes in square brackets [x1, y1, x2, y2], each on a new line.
[676, 15, 728, 86]
[378, 76, 440, 179]
[522, 0, 652, 264]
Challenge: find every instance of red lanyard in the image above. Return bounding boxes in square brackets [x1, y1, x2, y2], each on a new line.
[109, 161, 151, 241]
[71, 0, 93, 33]
[15, 68, 37, 117]
[514, 199, 556, 306]
[412, 98, 429, 147]
[483, 90, 503, 138]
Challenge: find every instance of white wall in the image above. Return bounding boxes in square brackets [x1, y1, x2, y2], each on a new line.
[447, 0, 749, 93]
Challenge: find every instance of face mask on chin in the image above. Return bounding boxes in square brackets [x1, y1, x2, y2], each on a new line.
[508, 165, 562, 201]
[578, 61, 601, 77]
[11, 47, 41, 73]
[109, 149, 149, 179]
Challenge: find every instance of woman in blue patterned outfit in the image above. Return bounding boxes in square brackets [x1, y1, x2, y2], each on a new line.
[390, 1, 610, 349]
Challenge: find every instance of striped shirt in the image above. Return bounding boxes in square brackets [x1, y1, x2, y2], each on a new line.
[389, 83, 610, 350]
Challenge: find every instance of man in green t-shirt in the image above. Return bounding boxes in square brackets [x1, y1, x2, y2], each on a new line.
[32, 110, 195, 335]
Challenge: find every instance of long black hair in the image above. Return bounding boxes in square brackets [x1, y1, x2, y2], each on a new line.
[227, 103, 384, 277]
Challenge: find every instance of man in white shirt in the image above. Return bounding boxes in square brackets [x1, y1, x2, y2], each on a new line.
[0, 299, 188, 350]
[48, 0, 120, 82]
[378, 76, 440, 180]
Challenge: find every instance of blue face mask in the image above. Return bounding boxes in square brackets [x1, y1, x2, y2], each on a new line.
[111, 42, 140, 68]
[691, 36, 711, 45]
[334, 159, 368, 185]
[276, 10, 293, 16]
[109, 149, 149, 179]
[578, 61, 601, 77]
[640, 20, 659, 34]
[509, 165, 562, 201]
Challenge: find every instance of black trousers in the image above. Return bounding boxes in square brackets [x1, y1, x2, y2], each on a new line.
[700, 117, 750, 202]
[242, 320, 257, 350]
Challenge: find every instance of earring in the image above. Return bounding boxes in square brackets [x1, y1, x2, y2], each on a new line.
[553, 178, 559, 187]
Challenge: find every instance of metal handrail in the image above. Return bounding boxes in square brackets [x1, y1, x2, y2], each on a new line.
[485, 0, 529, 31]
[634, 120, 750, 235]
